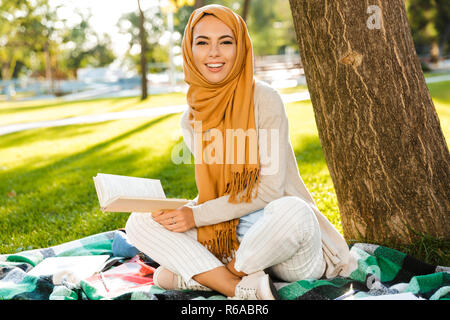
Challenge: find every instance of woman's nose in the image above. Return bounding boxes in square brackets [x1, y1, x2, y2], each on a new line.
[208, 42, 220, 57]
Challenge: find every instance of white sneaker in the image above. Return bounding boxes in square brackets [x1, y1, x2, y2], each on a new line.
[230, 271, 280, 300]
[153, 266, 212, 291]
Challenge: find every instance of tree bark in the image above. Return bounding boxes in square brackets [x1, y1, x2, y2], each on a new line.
[288, 0, 450, 244]
[138, 0, 148, 100]
[195, 0, 205, 10]
[44, 41, 54, 94]
[241, 0, 251, 22]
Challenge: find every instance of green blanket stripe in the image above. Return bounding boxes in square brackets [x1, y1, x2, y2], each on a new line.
[79, 280, 103, 300]
[0, 275, 38, 300]
[5, 252, 44, 267]
[407, 272, 450, 298]
[348, 246, 379, 282]
[348, 245, 406, 283]
[0, 261, 32, 270]
[54, 239, 112, 257]
[1, 232, 114, 263]
[49, 286, 78, 300]
[373, 246, 405, 282]
[54, 233, 114, 257]
[429, 286, 450, 300]
[278, 277, 354, 300]
[0, 273, 57, 300]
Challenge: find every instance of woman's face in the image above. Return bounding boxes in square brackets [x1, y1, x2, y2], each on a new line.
[192, 15, 237, 83]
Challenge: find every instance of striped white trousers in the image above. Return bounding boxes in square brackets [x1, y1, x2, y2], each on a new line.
[125, 196, 325, 287]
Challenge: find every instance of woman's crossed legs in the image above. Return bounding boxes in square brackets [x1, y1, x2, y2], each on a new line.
[125, 196, 325, 297]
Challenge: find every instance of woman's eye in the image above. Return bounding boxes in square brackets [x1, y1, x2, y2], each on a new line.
[196, 41, 207, 45]
[221, 41, 233, 45]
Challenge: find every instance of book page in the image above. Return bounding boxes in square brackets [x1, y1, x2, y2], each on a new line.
[97, 173, 166, 205]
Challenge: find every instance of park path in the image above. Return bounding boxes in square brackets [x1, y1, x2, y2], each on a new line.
[0, 91, 310, 136]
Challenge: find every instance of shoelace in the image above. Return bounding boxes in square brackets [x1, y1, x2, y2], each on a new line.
[234, 285, 258, 300]
[176, 273, 212, 291]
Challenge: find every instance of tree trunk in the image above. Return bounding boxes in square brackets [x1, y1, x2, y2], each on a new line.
[430, 41, 440, 65]
[195, 0, 205, 10]
[44, 41, 54, 94]
[288, 0, 450, 244]
[241, 0, 251, 22]
[138, 0, 148, 100]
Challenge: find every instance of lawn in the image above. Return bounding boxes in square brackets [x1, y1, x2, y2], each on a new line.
[1, 81, 449, 266]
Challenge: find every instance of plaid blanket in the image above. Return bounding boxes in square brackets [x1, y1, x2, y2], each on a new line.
[1, 231, 448, 300]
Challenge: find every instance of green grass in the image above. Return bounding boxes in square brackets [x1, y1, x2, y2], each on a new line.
[1, 82, 449, 266]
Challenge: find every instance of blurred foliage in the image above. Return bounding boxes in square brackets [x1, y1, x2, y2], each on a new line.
[170, 0, 297, 56]
[117, 6, 168, 74]
[60, 11, 116, 78]
[1, 0, 449, 80]
[0, 0, 115, 80]
[406, 0, 450, 60]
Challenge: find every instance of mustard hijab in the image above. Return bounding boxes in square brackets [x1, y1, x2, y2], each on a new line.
[182, 4, 259, 260]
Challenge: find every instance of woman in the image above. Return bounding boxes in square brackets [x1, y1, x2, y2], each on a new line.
[125, 4, 356, 300]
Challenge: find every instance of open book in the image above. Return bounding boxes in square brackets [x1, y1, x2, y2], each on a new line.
[93, 173, 190, 213]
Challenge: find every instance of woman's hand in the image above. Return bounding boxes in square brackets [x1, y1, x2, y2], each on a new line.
[151, 206, 195, 233]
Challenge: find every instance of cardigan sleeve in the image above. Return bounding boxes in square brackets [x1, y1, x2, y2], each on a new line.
[180, 84, 290, 227]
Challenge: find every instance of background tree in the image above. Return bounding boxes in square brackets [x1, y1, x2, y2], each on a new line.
[288, 0, 449, 245]
[117, 4, 167, 83]
[406, 0, 450, 64]
[194, 0, 205, 9]
[171, 0, 297, 56]
[0, 0, 115, 83]
[244, 0, 297, 55]
[61, 11, 115, 78]
[0, 0, 53, 80]
[137, 0, 148, 100]
[241, 0, 251, 22]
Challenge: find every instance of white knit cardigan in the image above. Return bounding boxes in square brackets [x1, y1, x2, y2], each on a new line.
[180, 79, 357, 278]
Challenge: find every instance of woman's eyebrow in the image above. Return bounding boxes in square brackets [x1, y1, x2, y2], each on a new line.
[194, 35, 234, 40]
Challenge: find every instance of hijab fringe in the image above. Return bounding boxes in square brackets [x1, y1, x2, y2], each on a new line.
[224, 167, 260, 203]
[199, 167, 259, 260]
[199, 167, 260, 260]
[200, 219, 240, 261]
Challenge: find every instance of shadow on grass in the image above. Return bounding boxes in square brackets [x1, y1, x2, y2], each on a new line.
[0, 121, 114, 149]
[0, 113, 195, 252]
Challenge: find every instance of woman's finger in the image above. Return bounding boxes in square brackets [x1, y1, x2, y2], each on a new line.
[153, 210, 174, 222]
[151, 210, 165, 219]
[172, 226, 188, 233]
[160, 214, 180, 227]
[163, 220, 178, 231]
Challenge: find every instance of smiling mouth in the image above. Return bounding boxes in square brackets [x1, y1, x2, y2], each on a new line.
[206, 63, 225, 68]
[205, 63, 225, 73]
